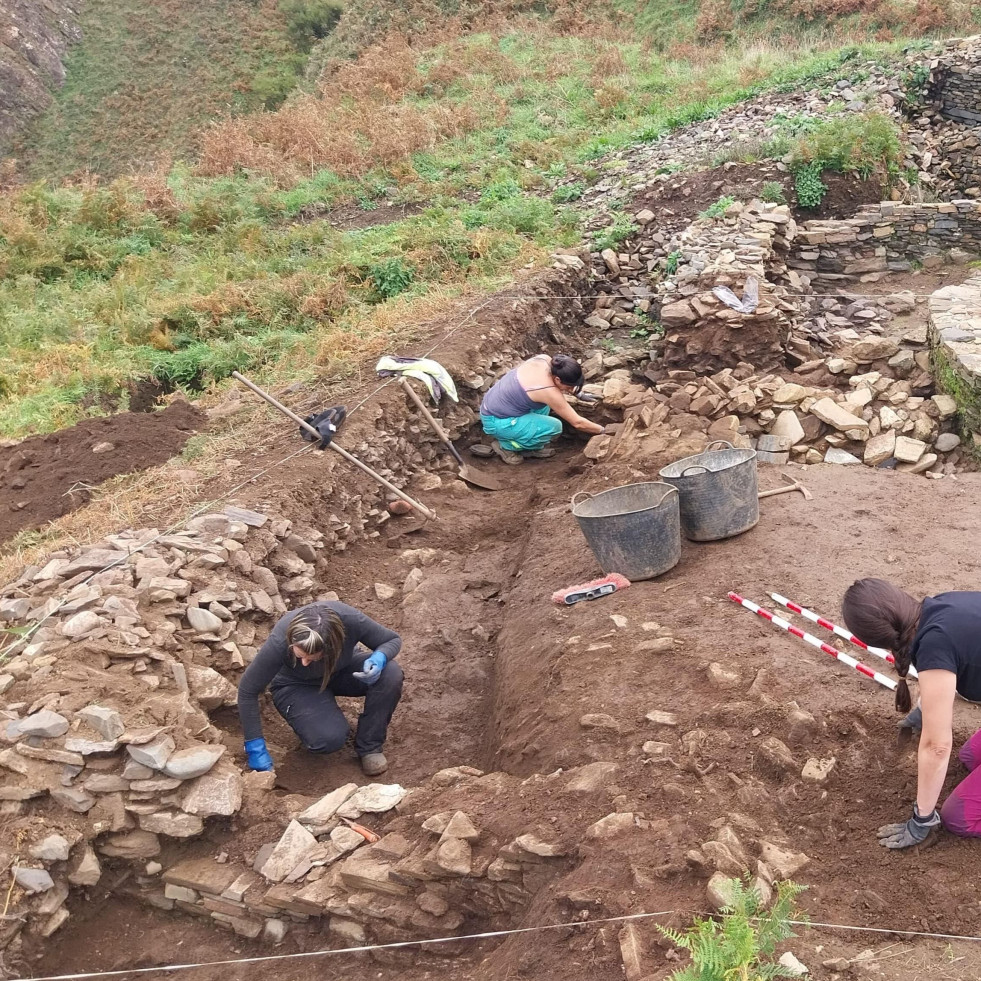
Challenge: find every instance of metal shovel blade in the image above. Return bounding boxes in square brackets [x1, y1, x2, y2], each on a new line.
[457, 462, 504, 491]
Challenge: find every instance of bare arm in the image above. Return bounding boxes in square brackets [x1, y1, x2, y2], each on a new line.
[916, 668, 957, 814]
[532, 386, 605, 434]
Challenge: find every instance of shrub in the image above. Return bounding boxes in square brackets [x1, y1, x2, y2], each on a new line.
[793, 161, 827, 208]
[592, 212, 637, 251]
[699, 195, 736, 219]
[366, 257, 414, 300]
[280, 0, 343, 53]
[659, 879, 807, 981]
[551, 182, 585, 203]
[485, 197, 555, 237]
[760, 181, 787, 204]
[787, 111, 903, 178]
[665, 249, 682, 275]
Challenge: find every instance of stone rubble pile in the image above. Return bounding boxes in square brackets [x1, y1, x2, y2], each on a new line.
[577, 317, 964, 475]
[123, 764, 625, 947]
[0, 506, 335, 946]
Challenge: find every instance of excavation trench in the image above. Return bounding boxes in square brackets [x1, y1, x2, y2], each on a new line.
[9, 248, 981, 981]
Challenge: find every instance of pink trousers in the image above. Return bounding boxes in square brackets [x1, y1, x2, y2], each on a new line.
[940, 727, 981, 837]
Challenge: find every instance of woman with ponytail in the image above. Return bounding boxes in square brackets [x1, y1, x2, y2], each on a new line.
[842, 578, 981, 849]
[477, 353, 609, 464]
[237, 601, 403, 777]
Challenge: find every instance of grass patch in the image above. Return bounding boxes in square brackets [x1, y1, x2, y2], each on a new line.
[0, 18, 945, 439]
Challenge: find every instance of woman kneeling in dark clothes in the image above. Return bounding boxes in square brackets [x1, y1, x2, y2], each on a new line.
[237, 601, 403, 778]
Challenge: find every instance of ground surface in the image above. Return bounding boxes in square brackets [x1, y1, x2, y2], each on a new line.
[0, 400, 203, 544]
[26, 431, 981, 980]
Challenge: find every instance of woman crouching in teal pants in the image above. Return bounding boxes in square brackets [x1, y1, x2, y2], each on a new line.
[477, 354, 608, 465]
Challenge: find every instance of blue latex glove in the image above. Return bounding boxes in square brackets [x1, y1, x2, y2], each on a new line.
[353, 651, 387, 686]
[244, 737, 274, 771]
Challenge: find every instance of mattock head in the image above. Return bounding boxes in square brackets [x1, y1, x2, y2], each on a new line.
[780, 472, 813, 500]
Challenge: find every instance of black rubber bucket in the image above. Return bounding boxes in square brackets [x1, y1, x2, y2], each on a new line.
[658, 439, 759, 542]
[571, 481, 681, 581]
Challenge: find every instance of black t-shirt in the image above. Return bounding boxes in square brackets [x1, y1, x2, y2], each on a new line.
[910, 592, 981, 701]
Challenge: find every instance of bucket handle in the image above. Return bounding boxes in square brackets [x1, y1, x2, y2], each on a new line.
[706, 439, 734, 451]
[680, 465, 709, 476]
[571, 491, 594, 508]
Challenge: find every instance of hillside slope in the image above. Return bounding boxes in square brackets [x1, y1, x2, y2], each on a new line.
[13, 0, 299, 179]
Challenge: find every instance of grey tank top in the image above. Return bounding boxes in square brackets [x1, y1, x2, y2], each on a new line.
[480, 357, 550, 418]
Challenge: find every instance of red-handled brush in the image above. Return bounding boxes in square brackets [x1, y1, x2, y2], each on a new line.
[552, 573, 631, 606]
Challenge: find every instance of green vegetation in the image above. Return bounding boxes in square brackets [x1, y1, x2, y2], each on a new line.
[660, 879, 807, 981]
[786, 110, 903, 207]
[700, 195, 737, 219]
[15, 0, 305, 178]
[665, 249, 683, 275]
[0, 8, 938, 438]
[760, 181, 787, 204]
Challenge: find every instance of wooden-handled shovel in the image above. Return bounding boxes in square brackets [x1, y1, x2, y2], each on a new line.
[397, 378, 503, 491]
[231, 371, 437, 521]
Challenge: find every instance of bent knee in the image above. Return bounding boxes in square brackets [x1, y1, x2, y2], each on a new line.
[543, 417, 563, 436]
[379, 660, 404, 690]
[304, 727, 349, 755]
[940, 791, 981, 838]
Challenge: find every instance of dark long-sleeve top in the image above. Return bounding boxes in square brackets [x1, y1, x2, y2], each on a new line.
[237, 601, 402, 741]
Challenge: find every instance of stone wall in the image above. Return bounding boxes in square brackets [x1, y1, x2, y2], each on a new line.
[929, 274, 981, 452]
[790, 201, 981, 284]
[925, 36, 981, 127]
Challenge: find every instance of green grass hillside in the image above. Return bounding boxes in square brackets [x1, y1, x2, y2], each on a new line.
[0, 0, 975, 441]
[14, 0, 303, 180]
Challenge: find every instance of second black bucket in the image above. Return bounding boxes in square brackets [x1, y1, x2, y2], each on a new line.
[658, 439, 759, 542]
[571, 481, 681, 581]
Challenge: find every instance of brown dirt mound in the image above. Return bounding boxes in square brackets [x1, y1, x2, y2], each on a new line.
[0, 400, 204, 544]
[627, 162, 884, 229]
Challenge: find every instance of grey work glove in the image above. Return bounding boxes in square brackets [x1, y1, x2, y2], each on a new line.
[877, 804, 941, 849]
[897, 705, 922, 749]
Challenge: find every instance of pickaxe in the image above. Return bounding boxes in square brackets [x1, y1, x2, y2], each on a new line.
[758, 472, 812, 501]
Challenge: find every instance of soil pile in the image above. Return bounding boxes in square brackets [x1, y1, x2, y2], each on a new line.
[0, 401, 205, 544]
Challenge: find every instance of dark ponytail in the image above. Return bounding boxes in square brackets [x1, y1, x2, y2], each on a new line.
[550, 354, 585, 393]
[841, 578, 922, 713]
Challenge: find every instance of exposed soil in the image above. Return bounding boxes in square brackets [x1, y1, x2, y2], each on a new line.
[28, 427, 981, 981]
[0, 399, 204, 544]
[626, 162, 885, 234]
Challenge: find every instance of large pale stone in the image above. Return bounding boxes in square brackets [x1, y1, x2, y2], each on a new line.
[260, 821, 319, 883]
[297, 783, 359, 831]
[187, 665, 237, 710]
[759, 841, 809, 879]
[77, 706, 125, 741]
[127, 734, 175, 770]
[863, 431, 896, 465]
[187, 607, 223, 633]
[894, 436, 926, 463]
[336, 783, 407, 818]
[11, 710, 69, 739]
[30, 834, 71, 862]
[98, 830, 161, 859]
[435, 837, 472, 876]
[706, 872, 740, 910]
[770, 410, 805, 445]
[809, 398, 869, 434]
[13, 867, 54, 893]
[162, 744, 225, 780]
[67, 844, 102, 886]
[181, 763, 243, 817]
[61, 611, 105, 640]
[138, 811, 204, 838]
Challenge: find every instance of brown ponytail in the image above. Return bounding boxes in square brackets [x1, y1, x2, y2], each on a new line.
[841, 578, 922, 713]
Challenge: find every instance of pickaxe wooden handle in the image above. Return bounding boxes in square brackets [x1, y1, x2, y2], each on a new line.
[758, 473, 813, 501]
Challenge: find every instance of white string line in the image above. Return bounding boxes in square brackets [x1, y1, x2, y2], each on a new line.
[0, 293, 498, 653]
[0, 442, 314, 661]
[0, 272, 943, 649]
[19, 908, 981, 981]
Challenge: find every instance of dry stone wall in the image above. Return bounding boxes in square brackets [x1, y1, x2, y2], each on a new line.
[929, 273, 981, 450]
[925, 36, 981, 127]
[791, 201, 981, 284]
